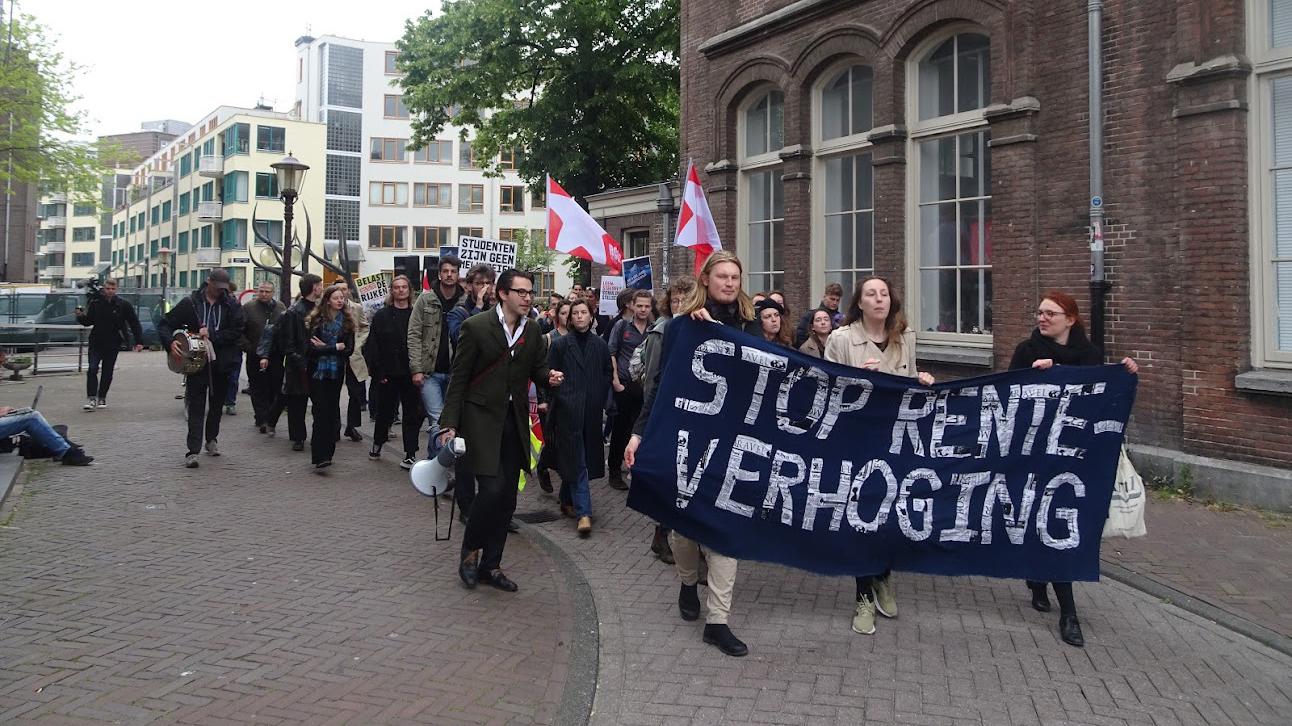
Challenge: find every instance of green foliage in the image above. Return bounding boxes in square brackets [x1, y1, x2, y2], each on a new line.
[509, 229, 557, 273]
[0, 13, 128, 202]
[397, 0, 680, 202]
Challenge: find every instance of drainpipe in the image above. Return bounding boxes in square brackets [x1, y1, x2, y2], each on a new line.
[1088, 0, 1109, 351]
[657, 182, 673, 288]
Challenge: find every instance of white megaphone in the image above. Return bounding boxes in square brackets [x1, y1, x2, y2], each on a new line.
[410, 437, 466, 498]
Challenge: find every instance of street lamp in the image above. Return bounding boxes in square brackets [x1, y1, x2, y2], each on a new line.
[271, 153, 310, 306]
[158, 246, 173, 306]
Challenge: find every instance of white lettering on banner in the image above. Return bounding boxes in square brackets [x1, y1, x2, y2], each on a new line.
[890, 390, 935, 456]
[762, 450, 805, 525]
[930, 388, 975, 458]
[845, 459, 898, 533]
[1019, 384, 1061, 455]
[977, 385, 1020, 458]
[800, 458, 841, 531]
[980, 473, 1037, 545]
[939, 471, 992, 543]
[457, 235, 517, 275]
[674, 339, 734, 415]
[740, 346, 788, 425]
[776, 366, 831, 435]
[1045, 383, 1105, 458]
[674, 430, 719, 509]
[1038, 473, 1084, 550]
[818, 376, 872, 440]
[716, 435, 769, 518]
[896, 468, 942, 541]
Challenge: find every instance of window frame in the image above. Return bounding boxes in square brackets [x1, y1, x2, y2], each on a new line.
[413, 182, 451, 208]
[254, 172, 279, 199]
[413, 140, 453, 164]
[499, 185, 525, 213]
[256, 125, 286, 153]
[383, 94, 410, 119]
[736, 87, 787, 292]
[369, 181, 409, 207]
[904, 27, 994, 348]
[368, 225, 406, 250]
[458, 184, 485, 213]
[414, 226, 451, 250]
[1249, 0, 1292, 367]
[370, 137, 408, 163]
[384, 51, 400, 75]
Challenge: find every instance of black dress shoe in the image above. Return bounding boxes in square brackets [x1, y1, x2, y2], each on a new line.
[507, 519, 520, 533]
[702, 624, 748, 657]
[292, 441, 305, 452]
[479, 569, 518, 592]
[345, 427, 364, 442]
[607, 474, 629, 491]
[459, 553, 480, 588]
[678, 584, 700, 621]
[1059, 614, 1084, 647]
[1030, 584, 1052, 613]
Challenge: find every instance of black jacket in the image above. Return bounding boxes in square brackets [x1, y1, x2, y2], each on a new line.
[276, 298, 316, 396]
[242, 298, 286, 355]
[364, 304, 414, 380]
[304, 315, 355, 380]
[1009, 326, 1103, 370]
[546, 329, 613, 483]
[77, 296, 143, 351]
[633, 301, 759, 437]
[157, 286, 246, 374]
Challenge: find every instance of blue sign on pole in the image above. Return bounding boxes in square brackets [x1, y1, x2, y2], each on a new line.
[622, 255, 654, 292]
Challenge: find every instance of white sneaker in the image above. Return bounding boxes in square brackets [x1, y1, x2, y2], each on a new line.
[204, 440, 220, 456]
[184, 453, 199, 468]
[96, 398, 108, 409]
[83, 398, 97, 411]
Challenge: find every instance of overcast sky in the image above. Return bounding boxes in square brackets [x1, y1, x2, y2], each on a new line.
[30, 0, 439, 138]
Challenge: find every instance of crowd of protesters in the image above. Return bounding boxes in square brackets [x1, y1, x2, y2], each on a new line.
[50, 243, 1134, 661]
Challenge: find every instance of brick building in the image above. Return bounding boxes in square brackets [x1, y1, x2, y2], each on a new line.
[590, 0, 1291, 507]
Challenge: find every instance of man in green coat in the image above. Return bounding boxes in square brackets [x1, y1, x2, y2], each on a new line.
[438, 269, 564, 592]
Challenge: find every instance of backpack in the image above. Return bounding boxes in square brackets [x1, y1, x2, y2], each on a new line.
[629, 317, 669, 384]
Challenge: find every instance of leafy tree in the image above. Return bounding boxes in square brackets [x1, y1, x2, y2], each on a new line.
[0, 12, 126, 201]
[509, 229, 557, 274]
[397, 0, 680, 282]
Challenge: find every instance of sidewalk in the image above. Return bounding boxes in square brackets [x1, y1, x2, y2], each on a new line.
[1101, 494, 1292, 643]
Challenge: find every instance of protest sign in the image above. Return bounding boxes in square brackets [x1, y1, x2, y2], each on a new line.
[439, 245, 459, 260]
[458, 235, 516, 275]
[627, 318, 1138, 583]
[599, 275, 625, 316]
[354, 272, 391, 316]
[623, 255, 653, 292]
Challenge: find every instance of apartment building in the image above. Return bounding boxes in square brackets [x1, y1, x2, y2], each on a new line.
[109, 106, 325, 293]
[33, 193, 101, 286]
[293, 34, 571, 295]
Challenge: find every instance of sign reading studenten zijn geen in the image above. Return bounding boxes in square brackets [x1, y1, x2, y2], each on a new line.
[627, 318, 1138, 583]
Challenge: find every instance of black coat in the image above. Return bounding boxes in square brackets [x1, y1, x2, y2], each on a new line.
[546, 330, 612, 483]
[76, 296, 144, 351]
[1009, 327, 1103, 370]
[276, 299, 316, 396]
[157, 286, 246, 374]
[305, 316, 355, 380]
[364, 304, 413, 380]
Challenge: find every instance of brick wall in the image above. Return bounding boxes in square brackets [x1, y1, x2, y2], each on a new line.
[675, 0, 1292, 469]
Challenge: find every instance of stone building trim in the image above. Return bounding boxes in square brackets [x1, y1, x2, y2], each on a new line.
[698, 0, 859, 58]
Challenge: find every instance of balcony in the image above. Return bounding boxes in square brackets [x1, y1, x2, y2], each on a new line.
[198, 154, 224, 178]
[41, 216, 66, 228]
[38, 266, 65, 278]
[46, 192, 67, 203]
[196, 201, 223, 220]
[40, 240, 66, 254]
[194, 248, 221, 267]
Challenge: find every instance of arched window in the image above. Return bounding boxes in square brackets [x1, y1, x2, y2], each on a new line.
[909, 32, 993, 339]
[739, 90, 786, 291]
[814, 65, 876, 294]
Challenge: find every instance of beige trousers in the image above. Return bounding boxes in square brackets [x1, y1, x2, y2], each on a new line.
[670, 532, 738, 625]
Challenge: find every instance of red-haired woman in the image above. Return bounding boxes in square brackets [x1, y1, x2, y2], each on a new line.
[824, 276, 933, 637]
[1009, 290, 1138, 647]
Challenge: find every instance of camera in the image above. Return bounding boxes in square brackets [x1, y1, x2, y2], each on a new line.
[76, 277, 103, 304]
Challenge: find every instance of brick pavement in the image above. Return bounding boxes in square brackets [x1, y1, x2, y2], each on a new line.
[1102, 497, 1292, 641]
[0, 357, 573, 724]
[2, 357, 1292, 725]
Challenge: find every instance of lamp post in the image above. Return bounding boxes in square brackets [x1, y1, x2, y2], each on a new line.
[656, 182, 675, 288]
[158, 246, 173, 306]
[271, 153, 309, 306]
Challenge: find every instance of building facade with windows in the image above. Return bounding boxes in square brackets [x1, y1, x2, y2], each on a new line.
[671, 0, 1292, 504]
[109, 106, 325, 293]
[34, 193, 101, 286]
[292, 34, 571, 296]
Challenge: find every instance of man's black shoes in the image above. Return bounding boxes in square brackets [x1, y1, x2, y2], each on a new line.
[479, 569, 519, 592]
[537, 469, 553, 493]
[678, 583, 700, 621]
[292, 441, 305, 452]
[702, 624, 748, 657]
[60, 447, 93, 466]
[1060, 614, 1084, 647]
[607, 474, 629, 491]
[345, 427, 363, 442]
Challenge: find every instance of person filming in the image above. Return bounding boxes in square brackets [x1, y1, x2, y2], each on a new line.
[75, 278, 144, 411]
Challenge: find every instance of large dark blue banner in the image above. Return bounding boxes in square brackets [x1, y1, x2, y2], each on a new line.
[627, 318, 1138, 583]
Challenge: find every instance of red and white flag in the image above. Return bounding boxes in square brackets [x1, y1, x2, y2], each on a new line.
[546, 176, 623, 274]
[421, 268, 431, 292]
[674, 161, 722, 274]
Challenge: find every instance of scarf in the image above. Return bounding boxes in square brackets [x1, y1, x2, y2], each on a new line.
[312, 315, 344, 380]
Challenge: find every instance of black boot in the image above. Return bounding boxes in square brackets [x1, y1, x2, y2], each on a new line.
[1029, 582, 1051, 612]
[538, 468, 553, 493]
[678, 583, 700, 621]
[702, 624, 748, 657]
[1059, 614, 1084, 647]
[651, 526, 675, 565]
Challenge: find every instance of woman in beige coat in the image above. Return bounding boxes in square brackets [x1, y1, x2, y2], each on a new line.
[823, 276, 933, 637]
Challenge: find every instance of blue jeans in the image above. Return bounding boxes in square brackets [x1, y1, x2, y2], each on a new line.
[421, 372, 449, 456]
[558, 439, 592, 518]
[0, 410, 70, 458]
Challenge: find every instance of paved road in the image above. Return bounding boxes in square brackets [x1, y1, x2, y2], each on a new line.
[1, 356, 1291, 725]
